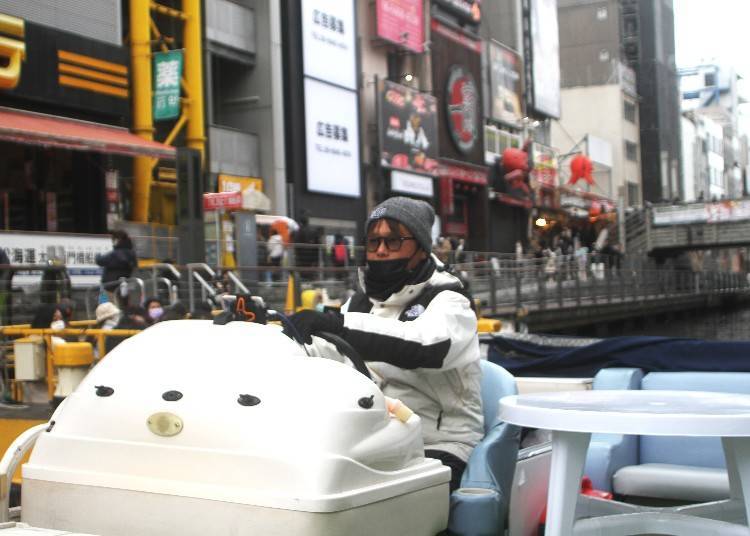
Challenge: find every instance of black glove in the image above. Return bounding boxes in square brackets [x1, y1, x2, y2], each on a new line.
[284, 310, 344, 344]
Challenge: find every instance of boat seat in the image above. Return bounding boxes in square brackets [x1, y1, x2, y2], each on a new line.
[448, 360, 521, 536]
[584, 368, 643, 492]
[613, 463, 729, 502]
[585, 370, 750, 501]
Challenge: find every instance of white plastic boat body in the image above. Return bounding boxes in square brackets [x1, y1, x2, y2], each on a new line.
[14, 321, 450, 536]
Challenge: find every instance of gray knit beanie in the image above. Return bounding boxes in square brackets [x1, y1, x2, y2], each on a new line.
[366, 196, 434, 253]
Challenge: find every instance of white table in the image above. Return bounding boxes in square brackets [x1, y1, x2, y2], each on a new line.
[499, 390, 750, 536]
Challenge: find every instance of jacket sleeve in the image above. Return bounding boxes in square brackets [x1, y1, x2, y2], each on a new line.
[95, 250, 115, 268]
[341, 290, 477, 371]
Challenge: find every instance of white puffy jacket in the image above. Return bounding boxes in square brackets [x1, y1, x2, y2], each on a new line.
[313, 259, 484, 462]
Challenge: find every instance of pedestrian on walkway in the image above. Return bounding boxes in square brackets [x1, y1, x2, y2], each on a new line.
[267, 229, 284, 281]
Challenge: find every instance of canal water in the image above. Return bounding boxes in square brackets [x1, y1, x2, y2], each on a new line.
[590, 306, 750, 341]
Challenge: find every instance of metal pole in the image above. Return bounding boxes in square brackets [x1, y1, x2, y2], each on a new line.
[515, 260, 522, 312]
[187, 265, 194, 312]
[130, 0, 154, 222]
[537, 262, 545, 310]
[183, 0, 206, 162]
[489, 266, 497, 315]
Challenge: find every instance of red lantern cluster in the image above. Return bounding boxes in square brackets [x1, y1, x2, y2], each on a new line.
[568, 154, 594, 186]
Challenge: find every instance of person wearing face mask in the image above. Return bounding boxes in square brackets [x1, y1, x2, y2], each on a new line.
[285, 197, 483, 493]
[144, 297, 164, 324]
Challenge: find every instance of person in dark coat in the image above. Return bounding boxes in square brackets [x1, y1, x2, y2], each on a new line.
[95, 230, 137, 294]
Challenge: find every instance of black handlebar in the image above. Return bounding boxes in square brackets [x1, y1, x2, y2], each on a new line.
[314, 331, 373, 380]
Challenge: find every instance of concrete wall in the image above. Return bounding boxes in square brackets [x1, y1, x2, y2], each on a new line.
[550, 84, 641, 201]
[206, 0, 286, 214]
[238, 0, 283, 214]
[0, 0, 122, 45]
[558, 0, 620, 88]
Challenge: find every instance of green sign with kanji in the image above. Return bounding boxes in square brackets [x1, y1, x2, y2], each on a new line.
[153, 50, 183, 121]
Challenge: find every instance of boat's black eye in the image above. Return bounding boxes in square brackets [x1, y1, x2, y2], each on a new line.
[95, 385, 114, 397]
[162, 390, 183, 401]
[238, 394, 261, 406]
[358, 395, 375, 409]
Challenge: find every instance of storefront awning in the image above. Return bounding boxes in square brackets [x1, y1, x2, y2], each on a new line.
[0, 106, 176, 160]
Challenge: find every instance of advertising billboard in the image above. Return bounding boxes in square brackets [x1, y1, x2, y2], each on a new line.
[527, 0, 560, 118]
[488, 41, 524, 127]
[304, 78, 361, 197]
[380, 80, 438, 175]
[376, 0, 424, 53]
[432, 0, 482, 27]
[530, 142, 558, 188]
[301, 0, 357, 90]
[0, 21, 130, 121]
[430, 19, 484, 166]
[391, 169, 434, 198]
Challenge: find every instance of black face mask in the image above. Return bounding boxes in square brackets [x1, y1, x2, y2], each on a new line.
[364, 255, 434, 301]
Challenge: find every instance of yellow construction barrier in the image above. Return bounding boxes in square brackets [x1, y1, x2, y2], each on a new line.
[1, 326, 141, 402]
[477, 318, 502, 334]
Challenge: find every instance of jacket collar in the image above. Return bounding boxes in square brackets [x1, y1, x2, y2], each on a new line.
[358, 254, 459, 307]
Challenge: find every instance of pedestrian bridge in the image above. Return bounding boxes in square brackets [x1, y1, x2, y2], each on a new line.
[466, 255, 750, 332]
[626, 199, 750, 256]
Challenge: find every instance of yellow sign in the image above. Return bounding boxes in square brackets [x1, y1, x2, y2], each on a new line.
[218, 174, 263, 193]
[0, 14, 25, 89]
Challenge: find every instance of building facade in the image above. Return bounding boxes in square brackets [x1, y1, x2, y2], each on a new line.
[620, 0, 682, 202]
[679, 63, 747, 200]
[551, 77, 641, 205]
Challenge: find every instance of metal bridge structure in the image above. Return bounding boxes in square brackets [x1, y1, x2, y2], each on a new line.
[626, 199, 750, 256]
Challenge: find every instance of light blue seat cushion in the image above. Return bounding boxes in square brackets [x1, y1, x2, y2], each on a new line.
[640, 372, 750, 469]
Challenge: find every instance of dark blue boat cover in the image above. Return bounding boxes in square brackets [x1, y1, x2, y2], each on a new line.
[487, 335, 750, 377]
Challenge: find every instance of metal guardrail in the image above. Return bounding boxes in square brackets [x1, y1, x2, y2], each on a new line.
[83, 277, 145, 319]
[2, 251, 748, 326]
[465, 258, 749, 318]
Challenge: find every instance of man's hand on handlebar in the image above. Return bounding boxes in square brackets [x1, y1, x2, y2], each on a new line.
[283, 310, 344, 345]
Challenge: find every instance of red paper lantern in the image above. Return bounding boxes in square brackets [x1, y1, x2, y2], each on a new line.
[502, 147, 529, 173]
[568, 154, 594, 186]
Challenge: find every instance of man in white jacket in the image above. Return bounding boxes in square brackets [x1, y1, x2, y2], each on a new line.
[286, 197, 483, 492]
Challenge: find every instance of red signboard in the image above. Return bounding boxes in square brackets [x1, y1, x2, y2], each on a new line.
[203, 191, 242, 211]
[376, 0, 424, 53]
[436, 161, 488, 185]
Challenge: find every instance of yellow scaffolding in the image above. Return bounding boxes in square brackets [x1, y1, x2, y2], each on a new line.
[130, 0, 205, 223]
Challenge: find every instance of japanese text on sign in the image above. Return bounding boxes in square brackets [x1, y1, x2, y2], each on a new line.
[153, 50, 183, 121]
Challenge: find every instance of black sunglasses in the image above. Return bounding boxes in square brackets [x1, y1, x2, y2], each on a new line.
[366, 236, 416, 252]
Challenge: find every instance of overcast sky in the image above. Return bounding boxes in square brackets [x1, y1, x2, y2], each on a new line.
[674, 0, 750, 131]
[674, 0, 750, 75]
